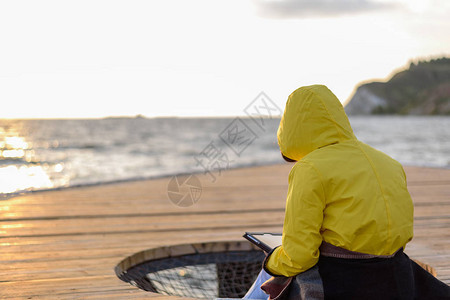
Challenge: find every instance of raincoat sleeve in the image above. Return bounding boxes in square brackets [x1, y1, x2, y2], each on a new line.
[264, 161, 326, 277]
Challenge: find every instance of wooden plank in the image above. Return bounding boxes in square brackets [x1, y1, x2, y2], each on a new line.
[0, 275, 174, 299]
[0, 211, 285, 238]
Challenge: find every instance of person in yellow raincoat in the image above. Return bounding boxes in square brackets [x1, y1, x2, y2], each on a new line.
[243, 85, 449, 299]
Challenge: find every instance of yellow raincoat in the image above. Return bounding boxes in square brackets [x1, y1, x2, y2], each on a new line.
[265, 85, 414, 277]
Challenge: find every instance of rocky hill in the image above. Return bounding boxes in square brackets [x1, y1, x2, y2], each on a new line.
[345, 57, 450, 115]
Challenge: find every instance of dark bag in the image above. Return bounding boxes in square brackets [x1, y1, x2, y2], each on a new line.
[318, 250, 450, 299]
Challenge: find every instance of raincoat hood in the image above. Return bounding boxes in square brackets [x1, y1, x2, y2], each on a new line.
[278, 85, 356, 161]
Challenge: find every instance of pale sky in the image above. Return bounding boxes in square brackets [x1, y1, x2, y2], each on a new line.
[0, 0, 449, 118]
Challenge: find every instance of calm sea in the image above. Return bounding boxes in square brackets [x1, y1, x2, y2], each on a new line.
[0, 116, 449, 197]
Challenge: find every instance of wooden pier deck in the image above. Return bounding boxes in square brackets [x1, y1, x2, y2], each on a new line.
[1, 164, 449, 299]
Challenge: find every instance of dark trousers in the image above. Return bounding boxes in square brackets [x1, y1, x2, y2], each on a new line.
[318, 250, 450, 299]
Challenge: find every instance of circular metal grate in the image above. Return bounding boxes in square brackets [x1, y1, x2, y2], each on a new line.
[115, 241, 265, 299]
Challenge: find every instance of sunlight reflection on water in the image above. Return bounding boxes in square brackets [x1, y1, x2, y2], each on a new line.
[0, 165, 53, 194]
[0, 123, 67, 195]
